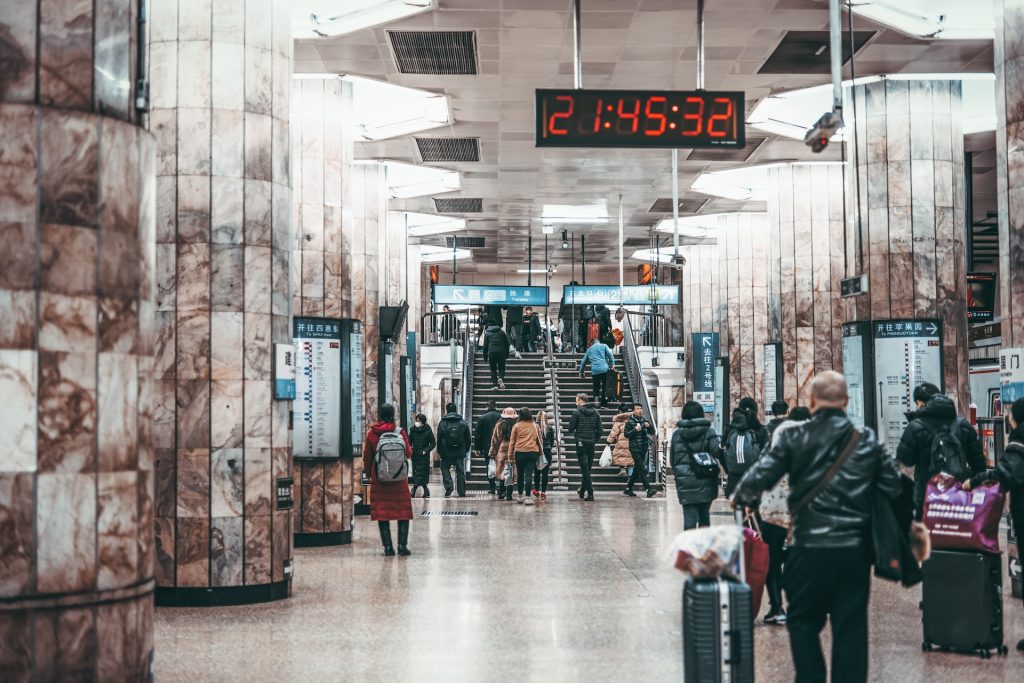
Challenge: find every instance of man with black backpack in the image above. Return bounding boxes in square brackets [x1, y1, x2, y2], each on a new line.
[723, 403, 769, 496]
[896, 382, 985, 519]
[437, 402, 472, 497]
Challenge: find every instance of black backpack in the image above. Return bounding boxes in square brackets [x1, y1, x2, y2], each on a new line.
[725, 429, 761, 475]
[440, 420, 466, 451]
[925, 418, 969, 480]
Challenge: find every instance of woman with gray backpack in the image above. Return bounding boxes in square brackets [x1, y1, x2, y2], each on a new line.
[362, 404, 414, 557]
[722, 398, 769, 496]
[670, 401, 724, 529]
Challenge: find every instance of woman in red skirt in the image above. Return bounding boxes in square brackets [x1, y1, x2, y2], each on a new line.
[362, 404, 414, 556]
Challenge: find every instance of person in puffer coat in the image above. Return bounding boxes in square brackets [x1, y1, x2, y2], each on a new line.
[606, 403, 635, 476]
[408, 414, 436, 498]
[670, 401, 723, 529]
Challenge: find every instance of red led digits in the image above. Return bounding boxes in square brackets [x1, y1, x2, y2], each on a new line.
[616, 97, 641, 134]
[547, 95, 574, 136]
[644, 96, 668, 136]
[681, 96, 704, 137]
[707, 97, 734, 138]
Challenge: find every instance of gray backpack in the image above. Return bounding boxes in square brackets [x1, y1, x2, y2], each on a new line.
[375, 428, 408, 482]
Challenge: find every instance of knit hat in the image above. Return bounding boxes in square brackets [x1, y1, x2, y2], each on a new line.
[501, 407, 517, 418]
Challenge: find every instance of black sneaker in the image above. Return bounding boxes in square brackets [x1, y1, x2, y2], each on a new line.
[646, 487, 657, 498]
[444, 490, 453, 498]
[577, 488, 585, 499]
[623, 488, 637, 497]
[764, 609, 787, 625]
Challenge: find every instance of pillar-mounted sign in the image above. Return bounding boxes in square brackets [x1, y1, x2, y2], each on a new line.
[763, 343, 783, 414]
[842, 322, 875, 431]
[872, 319, 943, 455]
[273, 343, 296, 400]
[713, 356, 729, 436]
[691, 332, 719, 413]
[276, 477, 294, 510]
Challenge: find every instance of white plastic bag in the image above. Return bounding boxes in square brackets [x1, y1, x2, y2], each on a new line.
[503, 462, 513, 486]
[487, 459, 496, 479]
[666, 525, 744, 579]
[599, 445, 613, 468]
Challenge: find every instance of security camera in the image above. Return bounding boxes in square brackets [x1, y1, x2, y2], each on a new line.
[670, 253, 686, 267]
[804, 109, 843, 153]
[561, 240, 569, 250]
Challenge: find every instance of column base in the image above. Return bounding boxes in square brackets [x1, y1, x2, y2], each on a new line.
[155, 580, 291, 607]
[294, 530, 352, 547]
[354, 502, 371, 516]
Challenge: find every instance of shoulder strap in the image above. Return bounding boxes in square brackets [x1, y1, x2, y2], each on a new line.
[791, 428, 862, 517]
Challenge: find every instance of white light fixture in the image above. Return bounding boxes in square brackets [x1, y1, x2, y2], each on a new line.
[396, 211, 466, 237]
[368, 160, 461, 199]
[541, 203, 610, 224]
[418, 245, 471, 262]
[345, 75, 450, 141]
[748, 73, 997, 143]
[541, 225, 555, 234]
[690, 165, 777, 202]
[293, 0, 434, 39]
[849, 1, 993, 40]
[630, 247, 686, 264]
[653, 215, 721, 239]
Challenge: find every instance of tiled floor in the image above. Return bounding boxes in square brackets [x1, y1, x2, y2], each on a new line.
[155, 488, 1024, 682]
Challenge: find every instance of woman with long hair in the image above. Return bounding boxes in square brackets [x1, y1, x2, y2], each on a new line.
[533, 410, 555, 501]
[508, 407, 544, 505]
[489, 408, 518, 501]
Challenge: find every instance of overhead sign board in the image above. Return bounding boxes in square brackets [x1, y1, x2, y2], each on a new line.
[691, 333, 719, 412]
[872, 319, 943, 455]
[433, 285, 549, 306]
[562, 284, 681, 306]
[536, 88, 745, 148]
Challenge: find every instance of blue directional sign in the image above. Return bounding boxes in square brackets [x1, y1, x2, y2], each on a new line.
[433, 285, 549, 306]
[562, 285, 680, 306]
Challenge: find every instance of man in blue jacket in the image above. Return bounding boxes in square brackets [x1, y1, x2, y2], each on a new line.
[578, 338, 616, 407]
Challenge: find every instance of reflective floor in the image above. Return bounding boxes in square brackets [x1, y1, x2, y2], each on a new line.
[155, 488, 1024, 682]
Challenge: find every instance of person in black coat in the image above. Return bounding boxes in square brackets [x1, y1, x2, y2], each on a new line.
[670, 401, 723, 529]
[482, 324, 511, 389]
[408, 414, 436, 498]
[896, 383, 985, 518]
[475, 401, 502, 494]
[721, 397, 770, 496]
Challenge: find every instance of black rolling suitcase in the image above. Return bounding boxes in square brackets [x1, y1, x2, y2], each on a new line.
[682, 511, 755, 682]
[921, 549, 1008, 658]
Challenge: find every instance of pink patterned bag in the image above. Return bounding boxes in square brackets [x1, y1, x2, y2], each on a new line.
[922, 473, 1005, 554]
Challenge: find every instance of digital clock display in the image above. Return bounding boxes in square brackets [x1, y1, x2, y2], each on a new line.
[536, 88, 745, 149]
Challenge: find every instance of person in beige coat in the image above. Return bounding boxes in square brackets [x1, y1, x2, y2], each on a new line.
[606, 403, 635, 477]
[489, 408, 518, 501]
[508, 407, 544, 505]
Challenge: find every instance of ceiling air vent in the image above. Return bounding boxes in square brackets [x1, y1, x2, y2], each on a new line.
[647, 198, 709, 214]
[758, 30, 875, 74]
[446, 236, 486, 249]
[388, 30, 478, 75]
[434, 197, 483, 213]
[417, 137, 481, 162]
[688, 137, 766, 162]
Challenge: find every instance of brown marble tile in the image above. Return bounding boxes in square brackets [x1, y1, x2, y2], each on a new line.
[0, 608, 31, 681]
[325, 462, 344, 533]
[211, 175, 244, 244]
[152, 379, 176, 449]
[153, 515, 175, 586]
[0, 0, 37, 102]
[209, 311, 243, 382]
[245, 245, 272, 313]
[99, 119, 139, 232]
[39, 223, 96, 296]
[40, 110, 98, 228]
[243, 380, 271, 447]
[0, 289, 36, 350]
[33, 605, 97, 682]
[271, 510, 290, 582]
[243, 178, 272, 246]
[271, 247, 290, 317]
[177, 174, 211, 244]
[210, 448, 243, 518]
[176, 242, 211, 311]
[97, 296, 138, 353]
[175, 516, 209, 587]
[97, 352, 137, 472]
[37, 350, 96, 473]
[176, 378, 210, 449]
[244, 113, 273, 183]
[177, 107, 212, 175]
[0, 221, 36, 290]
[211, 515, 244, 587]
[0, 472, 34, 598]
[211, 244, 244, 312]
[38, 293, 97, 353]
[96, 599, 139, 681]
[300, 464, 324, 533]
[98, 230, 140, 295]
[176, 448, 209, 518]
[210, 379, 244, 448]
[97, 471, 138, 589]
[36, 472, 96, 593]
[244, 447, 272, 517]
[137, 468, 154, 581]
[243, 312, 271, 380]
[244, 514, 271, 585]
[175, 310, 210, 380]
[38, 0, 94, 108]
[0, 107, 37, 224]
[271, 446, 290, 481]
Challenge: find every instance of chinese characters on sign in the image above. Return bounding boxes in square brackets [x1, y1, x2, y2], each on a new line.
[563, 285, 681, 306]
[691, 333, 719, 413]
[873, 319, 943, 455]
[433, 285, 549, 306]
[293, 317, 343, 459]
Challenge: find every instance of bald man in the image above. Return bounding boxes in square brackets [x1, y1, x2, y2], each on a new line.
[733, 371, 902, 683]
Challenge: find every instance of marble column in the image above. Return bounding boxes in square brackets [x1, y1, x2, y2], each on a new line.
[766, 163, 846, 407]
[681, 244, 721, 400]
[149, 0, 294, 603]
[715, 214, 770, 414]
[290, 77, 354, 545]
[0, 1, 155, 678]
[846, 79, 970, 408]
[995, 1, 1024, 349]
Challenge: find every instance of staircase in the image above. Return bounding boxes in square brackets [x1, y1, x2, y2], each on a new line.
[551, 353, 636, 492]
[467, 351, 554, 491]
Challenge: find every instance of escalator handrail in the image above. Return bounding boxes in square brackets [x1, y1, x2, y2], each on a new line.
[545, 320, 564, 484]
[620, 313, 661, 482]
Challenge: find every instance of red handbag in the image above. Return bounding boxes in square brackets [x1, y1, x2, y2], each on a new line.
[742, 523, 770, 616]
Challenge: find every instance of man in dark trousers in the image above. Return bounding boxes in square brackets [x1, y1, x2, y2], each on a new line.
[733, 371, 903, 683]
[436, 402, 471, 497]
[623, 403, 657, 498]
[482, 321, 510, 390]
[568, 393, 603, 500]
[474, 400, 502, 494]
[896, 382, 985, 518]
[522, 306, 542, 352]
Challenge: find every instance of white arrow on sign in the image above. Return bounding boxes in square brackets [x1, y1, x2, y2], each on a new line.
[926, 322, 938, 335]
[702, 336, 713, 347]
[453, 289, 465, 300]
[1011, 559, 1021, 575]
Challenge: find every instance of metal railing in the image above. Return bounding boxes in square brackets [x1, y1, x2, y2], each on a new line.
[459, 334, 475, 455]
[420, 310, 476, 346]
[619, 308, 670, 349]
[621, 313, 663, 485]
[544, 316, 566, 486]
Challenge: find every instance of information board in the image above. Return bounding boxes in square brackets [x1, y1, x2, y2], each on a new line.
[872, 319, 943, 455]
[350, 324, 364, 448]
[273, 343, 296, 400]
[763, 343, 782, 415]
[1000, 348, 1024, 409]
[563, 284, 681, 306]
[293, 317, 342, 459]
[433, 285, 549, 306]
[713, 357, 729, 435]
[842, 322, 872, 429]
[691, 332, 719, 412]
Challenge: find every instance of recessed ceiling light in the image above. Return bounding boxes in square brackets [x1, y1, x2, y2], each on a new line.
[418, 245, 471, 262]
[394, 211, 466, 237]
[849, 0, 992, 40]
[293, 0, 434, 39]
[361, 160, 461, 199]
[542, 203, 610, 224]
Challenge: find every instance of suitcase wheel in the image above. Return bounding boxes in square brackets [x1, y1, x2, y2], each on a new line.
[921, 641, 932, 652]
[1000, 645, 1009, 656]
[977, 649, 990, 659]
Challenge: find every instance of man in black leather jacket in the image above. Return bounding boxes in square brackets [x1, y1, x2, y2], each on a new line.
[733, 371, 902, 683]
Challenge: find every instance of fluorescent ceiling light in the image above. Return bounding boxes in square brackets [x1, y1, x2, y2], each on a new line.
[396, 211, 466, 237]
[293, 0, 433, 39]
[369, 160, 461, 199]
[653, 215, 720, 239]
[630, 247, 685, 264]
[344, 75, 450, 141]
[542, 225, 555, 234]
[691, 165, 778, 202]
[849, 1, 993, 40]
[418, 245, 471, 262]
[747, 73, 996, 143]
[516, 269, 549, 274]
[541, 203, 610, 224]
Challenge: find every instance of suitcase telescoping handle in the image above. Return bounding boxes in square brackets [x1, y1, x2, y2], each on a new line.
[735, 509, 747, 584]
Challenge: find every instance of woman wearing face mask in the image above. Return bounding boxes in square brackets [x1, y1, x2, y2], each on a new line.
[408, 414, 436, 498]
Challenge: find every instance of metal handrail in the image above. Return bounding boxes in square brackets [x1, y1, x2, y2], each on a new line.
[621, 313, 661, 484]
[420, 310, 476, 346]
[620, 308, 670, 349]
[460, 333, 475, 455]
[545, 316, 565, 485]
